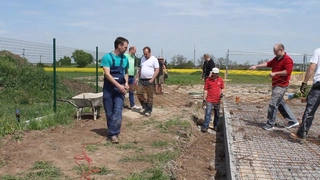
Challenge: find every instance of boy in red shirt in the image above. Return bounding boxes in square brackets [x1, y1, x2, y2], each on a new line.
[201, 67, 224, 132]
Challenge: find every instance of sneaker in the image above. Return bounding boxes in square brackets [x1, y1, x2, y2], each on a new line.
[209, 123, 214, 129]
[285, 121, 299, 128]
[289, 132, 306, 140]
[262, 124, 274, 131]
[140, 108, 146, 114]
[107, 136, 119, 144]
[145, 112, 151, 116]
[201, 127, 208, 133]
[213, 126, 218, 131]
[131, 105, 141, 110]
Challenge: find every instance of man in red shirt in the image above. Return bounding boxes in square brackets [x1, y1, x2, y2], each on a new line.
[201, 67, 224, 132]
[249, 43, 299, 131]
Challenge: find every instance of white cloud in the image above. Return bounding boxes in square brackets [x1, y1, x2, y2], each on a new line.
[155, 0, 294, 17]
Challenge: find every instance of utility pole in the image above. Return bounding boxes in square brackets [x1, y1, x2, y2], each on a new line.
[161, 48, 163, 57]
[22, 49, 25, 58]
[193, 43, 196, 67]
[40, 55, 42, 63]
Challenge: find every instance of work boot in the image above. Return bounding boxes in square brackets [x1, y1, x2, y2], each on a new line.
[107, 136, 119, 144]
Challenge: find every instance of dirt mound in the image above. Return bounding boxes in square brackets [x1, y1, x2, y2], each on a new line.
[60, 79, 96, 95]
[0, 50, 29, 66]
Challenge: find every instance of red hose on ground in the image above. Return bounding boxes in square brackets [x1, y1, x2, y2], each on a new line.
[73, 136, 105, 180]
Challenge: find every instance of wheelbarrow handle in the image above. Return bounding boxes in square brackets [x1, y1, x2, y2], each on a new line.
[57, 99, 78, 108]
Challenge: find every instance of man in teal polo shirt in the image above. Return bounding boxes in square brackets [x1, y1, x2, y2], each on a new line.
[125, 46, 141, 110]
[101, 37, 129, 144]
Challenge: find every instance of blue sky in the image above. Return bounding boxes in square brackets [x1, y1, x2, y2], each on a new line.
[0, 0, 319, 64]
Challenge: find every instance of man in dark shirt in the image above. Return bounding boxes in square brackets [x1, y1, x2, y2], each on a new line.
[202, 54, 215, 80]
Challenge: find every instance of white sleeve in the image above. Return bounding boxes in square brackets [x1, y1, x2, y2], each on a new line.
[310, 48, 320, 64]
[154, 57, 159, 68]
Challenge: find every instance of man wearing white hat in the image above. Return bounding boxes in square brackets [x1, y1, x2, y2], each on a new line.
[201, 67, 224, 132]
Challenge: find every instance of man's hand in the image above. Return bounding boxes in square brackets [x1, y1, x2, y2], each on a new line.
[269, 72, 276, 77]
[300, 82, 307, 94]
[117, 84, 127, 95]
[202, 100, 206, 110]
[220, 93, 224, 99]
[124, 83, 129, 90]
[249, 65, 257, 70]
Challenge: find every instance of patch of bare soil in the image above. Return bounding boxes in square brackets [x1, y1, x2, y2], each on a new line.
[0, 84, 225, 180]
[61, 79, 96, 94]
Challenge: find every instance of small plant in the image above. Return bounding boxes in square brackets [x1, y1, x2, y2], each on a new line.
[142, 118, 159, 126]
[73, 165, 112, 175]
[117, 143, 137, 150]
[11, 130, 23, 142]
[123, 167, 170, 180]
[151, 140, 169, 147]
[26, 161, 62, 179]
[85, 145, 99, 152]
[157, 118, 190, 133]
[120, 150, 179, 164]
[116, 143, 145, 153]
[1, 175, 20, 180]
[32, 161, 53, 170]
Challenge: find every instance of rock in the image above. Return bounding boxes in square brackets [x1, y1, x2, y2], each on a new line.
[208, 162, 215, 171]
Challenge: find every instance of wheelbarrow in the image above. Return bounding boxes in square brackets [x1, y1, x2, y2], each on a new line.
[58, 92, 103, 120]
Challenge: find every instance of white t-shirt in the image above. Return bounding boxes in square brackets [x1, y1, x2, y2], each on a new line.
[310, 48, 320, 84]
[140, 55, 159, 79]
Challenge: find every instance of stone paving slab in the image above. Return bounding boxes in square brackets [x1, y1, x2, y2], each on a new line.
[223, 84, 320, 180]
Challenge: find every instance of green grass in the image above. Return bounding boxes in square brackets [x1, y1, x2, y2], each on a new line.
[73, 165, 112, 175]
[0, 161, 69, 180]
[163, 71, 271, 85]
[226, 74, 271, 84]
[120, 150, 179, 164]
[142, 118, 160, 126]
[116, 143, 144, 152]
[151, 140, 169, 147]
[123, 167, 170, 180]
[0, 103, 75, 138]
[85, 145, 99, 152]
[165, 72, 203, 85]
[157, 118, 191, 133]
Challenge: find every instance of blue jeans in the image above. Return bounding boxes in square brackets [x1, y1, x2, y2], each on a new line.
[203, 102, 220, 128]
[128, 76, 135, 107]
[297, 83, 320, 137]
[266, 86, 298, 126]
[103, 88, 124, 138]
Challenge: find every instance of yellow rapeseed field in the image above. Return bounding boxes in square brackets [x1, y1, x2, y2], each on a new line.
[44, 68, 303, 75]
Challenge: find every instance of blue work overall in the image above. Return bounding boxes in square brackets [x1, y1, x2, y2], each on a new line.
[103, 53, 125, 138]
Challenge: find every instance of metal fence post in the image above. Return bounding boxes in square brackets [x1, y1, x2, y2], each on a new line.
[303, 54, 307, 72]
[225, 49, 229, 79]
[53, 38, 56, 112]
[96, 46, 99, 93]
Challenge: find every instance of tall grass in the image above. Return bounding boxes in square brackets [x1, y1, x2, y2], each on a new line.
[0, 51, 80, 138]
[0, 103, 75, 137]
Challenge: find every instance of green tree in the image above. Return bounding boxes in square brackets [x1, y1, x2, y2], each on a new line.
[72, 50, 93, 68]
[58, 56, 72, 66]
